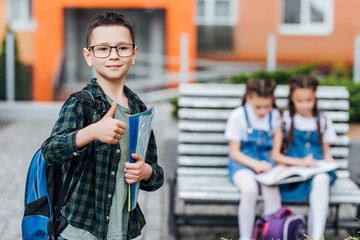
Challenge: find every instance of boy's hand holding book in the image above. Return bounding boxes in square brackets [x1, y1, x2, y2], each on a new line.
[124, 153, 153, 184]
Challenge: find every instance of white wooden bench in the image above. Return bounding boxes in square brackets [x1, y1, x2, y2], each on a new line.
[168, 83, 360, 238]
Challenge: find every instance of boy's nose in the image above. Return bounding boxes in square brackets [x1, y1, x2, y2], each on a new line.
[109, 48, 120, 58]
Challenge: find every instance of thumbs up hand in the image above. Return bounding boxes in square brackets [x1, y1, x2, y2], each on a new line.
[94, 102, 127, 144]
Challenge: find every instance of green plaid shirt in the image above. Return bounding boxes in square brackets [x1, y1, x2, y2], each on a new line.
[41, 79, 164, 240]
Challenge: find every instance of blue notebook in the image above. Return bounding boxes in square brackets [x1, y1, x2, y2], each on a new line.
[128, 107, 155, 211]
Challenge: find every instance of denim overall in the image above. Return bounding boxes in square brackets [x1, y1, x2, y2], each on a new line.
[228, 106, 275, 180]
[280, 116, 337, 202]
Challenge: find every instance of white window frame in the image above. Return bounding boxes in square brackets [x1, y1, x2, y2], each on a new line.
[6, 0, 36, 32]
[278, 0, 333, 36]
[196, 0, 238, 26]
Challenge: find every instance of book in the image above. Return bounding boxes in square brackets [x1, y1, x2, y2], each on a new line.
[255, 161, 339, 186]
[128, 107, 155, 211]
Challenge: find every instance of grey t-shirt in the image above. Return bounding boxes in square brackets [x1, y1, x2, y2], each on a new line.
[61, 98, 130, 240]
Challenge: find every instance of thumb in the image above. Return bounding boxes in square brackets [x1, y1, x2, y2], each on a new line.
[104, 102, 117, 118]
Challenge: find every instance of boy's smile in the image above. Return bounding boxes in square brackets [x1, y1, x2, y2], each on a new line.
[83, 25, 137, 83]
[106, 64, 123, 70]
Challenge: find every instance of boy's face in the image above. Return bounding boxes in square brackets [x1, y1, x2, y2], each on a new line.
[83, 25, 137, 83]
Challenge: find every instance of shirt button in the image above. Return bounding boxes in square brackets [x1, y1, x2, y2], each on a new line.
[111, 171, 115, 176]
[73, 152, 78, 156]
[305, 142, 311, 148]
[108, 194, 112, 198]
[116, 149, 121, 154]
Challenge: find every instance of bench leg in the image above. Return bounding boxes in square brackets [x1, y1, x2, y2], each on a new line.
[168, 169, 178, 239]
[334, 204, 340, 235]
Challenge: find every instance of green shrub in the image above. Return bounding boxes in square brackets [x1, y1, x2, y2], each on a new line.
[171, 62, 360, 123]
[230, 62, 360, 123]
[230, 62, 317, 85]
[169, 97, 179, 119]
[0, 28, 31, 100]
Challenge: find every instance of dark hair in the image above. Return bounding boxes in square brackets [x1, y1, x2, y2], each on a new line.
[287, 75, 322, 148]
[85, 12, 135, 48]
[242, 78, 277, 108]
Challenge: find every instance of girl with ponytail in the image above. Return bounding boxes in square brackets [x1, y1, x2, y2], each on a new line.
[224, 78, 282, 240]
[271, 75, 337, 240]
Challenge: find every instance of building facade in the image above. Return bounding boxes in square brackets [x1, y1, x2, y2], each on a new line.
[1, 0, 360, 100]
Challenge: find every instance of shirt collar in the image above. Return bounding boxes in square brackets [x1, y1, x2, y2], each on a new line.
[85, 78, 147, 115]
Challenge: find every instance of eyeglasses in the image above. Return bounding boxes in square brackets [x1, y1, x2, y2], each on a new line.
[88, 44, 135, 58]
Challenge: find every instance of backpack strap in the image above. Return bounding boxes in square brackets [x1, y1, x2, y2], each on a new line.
[48, 90, 98, 239]
[71, 90, 100, 127]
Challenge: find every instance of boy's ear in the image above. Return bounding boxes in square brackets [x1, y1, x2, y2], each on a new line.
[83, 48, 93, 67]
[131, 46, 138, 65]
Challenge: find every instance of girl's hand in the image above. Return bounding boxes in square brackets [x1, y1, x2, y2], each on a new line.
[324, 155, 335, 162]
[300, 155, 317, 167]
[254, 161, 272, 174]
[124, 153, 153, 184]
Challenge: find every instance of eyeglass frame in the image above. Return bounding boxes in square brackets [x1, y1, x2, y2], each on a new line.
[87, 44, 135, 58]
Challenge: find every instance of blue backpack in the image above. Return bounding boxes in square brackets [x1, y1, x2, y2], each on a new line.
[21, 90, 100, 240]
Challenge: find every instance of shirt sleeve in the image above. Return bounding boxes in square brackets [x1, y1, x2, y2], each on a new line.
[322, 116, 337, 143]
[140, 130, 164, 191]
[41, 96, 84, 165]
[271, 109, 281, 130]
[224, 108, 243, 142]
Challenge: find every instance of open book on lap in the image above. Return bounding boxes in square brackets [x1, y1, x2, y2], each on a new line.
[255, 161, 339, 186]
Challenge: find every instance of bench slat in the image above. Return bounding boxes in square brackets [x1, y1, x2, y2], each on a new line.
[177, 173, 360, 204]
[180, 84, 349, 99]
[179, 109, 349, 122]
[177, 156, 349, 169]
[179, 132, 350, 146]
[178, 144, 349, 158]
[179, 97, 349, 111]
[179, 121, 349, 134]
[177, 167, 350, 177]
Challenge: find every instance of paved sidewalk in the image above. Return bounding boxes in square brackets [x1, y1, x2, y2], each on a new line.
[0, 101, 175, 240]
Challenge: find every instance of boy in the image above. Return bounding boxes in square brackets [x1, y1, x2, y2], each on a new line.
[41, 12, 164, 240]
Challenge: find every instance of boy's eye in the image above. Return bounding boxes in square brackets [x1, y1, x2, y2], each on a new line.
[118, 45, 130, 51]
[98, 47, 109, 52]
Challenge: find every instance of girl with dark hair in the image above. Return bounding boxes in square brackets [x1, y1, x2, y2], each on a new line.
[225, 79, 282, 240]
[271, 75, 337, 240]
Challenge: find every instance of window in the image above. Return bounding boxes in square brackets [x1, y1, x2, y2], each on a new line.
[197, 0, 237, 53]
[279, 0, 333, 35]
[197, 25, 233, 53]
[7, 0, 36, 31]
[196, 0, 238, 26]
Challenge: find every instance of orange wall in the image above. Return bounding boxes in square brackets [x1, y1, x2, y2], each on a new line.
[0, 1, 34, 65]
[15, 32, 35, 65]
[33, 0, 196, 101]
[0, 0, 6, 49]
[205, 0, 360, 65]
[277, 0, 360, 63]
